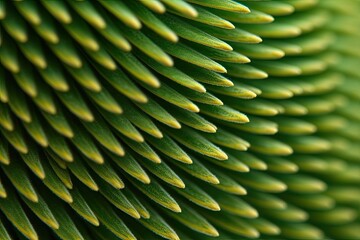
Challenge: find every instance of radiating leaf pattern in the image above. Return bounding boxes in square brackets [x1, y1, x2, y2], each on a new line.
[0, 0, 359, 239]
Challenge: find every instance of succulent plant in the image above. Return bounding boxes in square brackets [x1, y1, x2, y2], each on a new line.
[0, 0, 359, 239]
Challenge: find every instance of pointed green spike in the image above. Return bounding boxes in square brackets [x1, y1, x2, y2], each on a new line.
[83, 190, 136, 240]
[18, 34, 47, 69]
[229, 98, 284, 116]
[22, 110, 48, 147]
[134, 98, 181, 129]
[30, 8, 59, 44]
[179, 88, 224, 106]
[130, 177, 181, 212]
[139, 0, 165, 13]
[62, 13, 100, 51]
[106, 43, 160, 88]
[65, 61, 101, 92]
[229, 150, 267, 171]
[93, 62, 147, 103]
[210, 189, 258, 218]
[81, 116, 124, 156]
[37, 58, 69, 92]
[160, 14, 232, 51]
[187, 0, 249, 13]
[0, 68, 8, 103]
[0, 102, 13, 131]
[0, 188, 38, 240]
[0, 125, 28, 154]
[282, 136, 331, 153]
[146, 134, 192, 164]
[48, 158, 73, 189]
[13, 60, 38, 97]
[248, 81, 294, 99]
[85, 157, 124, 189]
[193, 44, 250, 64]
[21, 193, 59, 230]
[168, 108, 217, 133]
[0, 138, 10, 165]
[120, 27, 173, 66]
[215, 9, 273, 24]
[245, 135, 293, 156]
[247, 1, 294, 16]
[0, 37, 20, 73]
[95, 11, 131, 51]
[84, 46, 117, 71]
[172, 156, 219, 184]
[221, 116, 278, 135]
[281, 223, 323, 240]
[1, 5, 27, 42]
[204, 211, 259, 238]
[0, 179, 6, 198]
[225, 63, 268, 79]
[161, 0, 197, 17]
[263, 205, 308, 222]
[180, 64, 233, 87]
[165, 126, 228, 160]
[235, 171, 287, 193]
[246, 218, 280, 236]
[123, 188, 150, 219]
[203, 129, 250, 151]
[56, 84, 94, 122]
[41, 160, 73, 203]
[276, 117, 317, 135]
[171, 5, 234, 29]
[153, 38, 226, 73]
[48, 32, 82, 68]
[0, 0, 5, 20]
[164, 199, 219, 236]
[201, 25, 262, 44]
[284, 193, 334, 210]
[30, 80, 57, 115]
[278, 174, 326, 193]
[40, 0, 72, 23]
[41, 105, 74, 138]
[139, 203, 180, 240]
[98, 0, 141, 29]
[206, 83, 256, 99]
[69, 187, 100, 226]
[47, 197, 85, 240]
[208, 168, 247, 195]
[98, 108, 144, 142]
[70, 125, 104, 164]
[245, 191, 287, 210]
[142, 54, 205, 93]
[122, 137, 161, 163]
[1, 157, 39, 202]
[107, 151, 150, 184]
[46, 150, 69, 169]
[173, 177, 220, 211]
[97, 178, 140, 219]
[20, 145, 45, 179]
[198, 104, 249, 123]
[66, 0, 106, 29]
[264, 156, 299, 173]
[205, 153, 249, 173]
[46, 128, 73, 162]
[0, 219, 11, 240]
[140, 158, 185, 188]
[66, 155, 98, 191]
[128, 1, 177, 42]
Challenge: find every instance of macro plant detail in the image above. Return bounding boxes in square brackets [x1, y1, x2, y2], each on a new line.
[0, 0, 359, 239]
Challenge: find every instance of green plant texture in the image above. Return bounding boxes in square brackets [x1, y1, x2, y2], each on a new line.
[0, 0, 359, 239]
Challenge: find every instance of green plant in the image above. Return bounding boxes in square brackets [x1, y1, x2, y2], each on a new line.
[0, 0, 359, 239]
